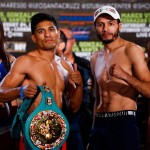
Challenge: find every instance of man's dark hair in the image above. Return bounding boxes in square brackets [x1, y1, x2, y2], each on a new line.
[0, 18, 11, 72]
[30, 13, 58, 34]
[60, 30, 67, 52]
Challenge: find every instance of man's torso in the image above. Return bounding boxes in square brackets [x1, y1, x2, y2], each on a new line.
[21, 54, 70, 113]
[91, 42, 138, 113]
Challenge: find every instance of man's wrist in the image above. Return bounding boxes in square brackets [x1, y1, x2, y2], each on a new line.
[20, 86, 25, 99]
[76, 84, 83, 89]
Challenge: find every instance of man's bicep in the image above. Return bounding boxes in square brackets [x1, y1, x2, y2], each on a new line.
[1, 56, 27, 87]
[128, 45, 150, 81]
[135, 64, 150, 81]
[133, 55, 150, 81]
[1, 71, 25, 88]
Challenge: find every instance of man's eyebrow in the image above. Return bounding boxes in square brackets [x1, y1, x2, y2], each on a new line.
[36, 26, 55, 31]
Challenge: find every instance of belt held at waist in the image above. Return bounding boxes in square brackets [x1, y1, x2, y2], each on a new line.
[96, 110, 136, 118]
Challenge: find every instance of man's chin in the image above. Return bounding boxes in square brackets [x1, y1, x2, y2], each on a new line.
[97, 35, 113, 44]
[102, 40, 113, 44]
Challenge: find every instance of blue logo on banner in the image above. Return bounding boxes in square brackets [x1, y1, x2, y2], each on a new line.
[59, 14, 93, 41]
[59, 15, 93, 22]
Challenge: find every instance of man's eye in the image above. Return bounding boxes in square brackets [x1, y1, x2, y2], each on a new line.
[109, 22, 114, 26]
[37, 30, 43, 34]
[49, 28, 55, 32]
[96, 23, 103, 27]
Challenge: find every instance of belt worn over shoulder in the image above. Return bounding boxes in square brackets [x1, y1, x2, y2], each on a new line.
[96, 110, 136, 118]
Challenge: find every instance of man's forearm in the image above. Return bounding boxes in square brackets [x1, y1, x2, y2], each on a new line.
[69, 85, 83, 113]
[125, 74, 150, 98]
[0, 87, 20, 102]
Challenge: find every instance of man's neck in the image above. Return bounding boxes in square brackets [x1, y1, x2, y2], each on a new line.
[35, 49, 55, 63]
[104, 37, 122, 52]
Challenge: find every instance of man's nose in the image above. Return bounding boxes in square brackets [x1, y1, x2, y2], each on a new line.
[45, 30, 51, 37]
[103, 25, 108, 31]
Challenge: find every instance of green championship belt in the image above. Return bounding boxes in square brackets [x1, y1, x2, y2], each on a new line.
[12, 86, 69, 150]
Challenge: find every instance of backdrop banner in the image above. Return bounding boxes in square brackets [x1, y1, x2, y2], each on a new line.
[0, 0, 149, 59]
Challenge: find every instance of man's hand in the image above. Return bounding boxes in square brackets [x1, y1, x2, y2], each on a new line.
[21, 84, 38, 98]
[109, 64, 128, 80]
[69, 63, 83, 89]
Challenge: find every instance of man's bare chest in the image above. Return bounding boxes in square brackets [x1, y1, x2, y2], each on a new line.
[25, 62, 69, 90]
[94, 52, 130, 83]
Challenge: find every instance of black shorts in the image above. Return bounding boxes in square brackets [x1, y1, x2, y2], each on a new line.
[88, 110, 140, 150]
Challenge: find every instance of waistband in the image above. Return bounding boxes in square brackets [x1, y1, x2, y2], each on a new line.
[96, 110, 136, 118]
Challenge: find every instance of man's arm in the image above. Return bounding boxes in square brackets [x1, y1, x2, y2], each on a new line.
[0, 85, 38, 102]
[110, 45, 150, 98]
[66, 63, 83, 113]
[0, 57, 25, 102]
[0, 87, 21, 102]
[125, 75, 150, 98]
[109, 63, 150, 98]
[0, 56, 37, 102]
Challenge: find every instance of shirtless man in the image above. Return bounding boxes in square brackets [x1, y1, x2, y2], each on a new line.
[0, 13, 83, 112]
[88, 6, 150, 150]
[0, 13, 83, 149]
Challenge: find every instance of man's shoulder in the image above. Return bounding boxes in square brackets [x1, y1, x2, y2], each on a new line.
[18, 53, 34, 60]
[125, 41, 139, 48]
[124, 41, 143, 55]
[14, 54, 36, 65]
[118, 38, 140, 50]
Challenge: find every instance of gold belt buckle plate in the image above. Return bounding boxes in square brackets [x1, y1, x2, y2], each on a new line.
[30, 110, 67, 149]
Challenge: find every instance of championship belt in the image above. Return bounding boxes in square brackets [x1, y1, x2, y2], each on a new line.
[24, 86, 69, 150]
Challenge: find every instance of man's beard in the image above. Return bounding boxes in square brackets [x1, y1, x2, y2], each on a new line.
[97, 31, 119, 44]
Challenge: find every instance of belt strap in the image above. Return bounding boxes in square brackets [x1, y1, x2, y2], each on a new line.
[11, 88, 39, 139]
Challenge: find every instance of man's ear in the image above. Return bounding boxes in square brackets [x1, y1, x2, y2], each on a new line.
[31, 35, 36, 43]
[119, 22, 123, 30]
